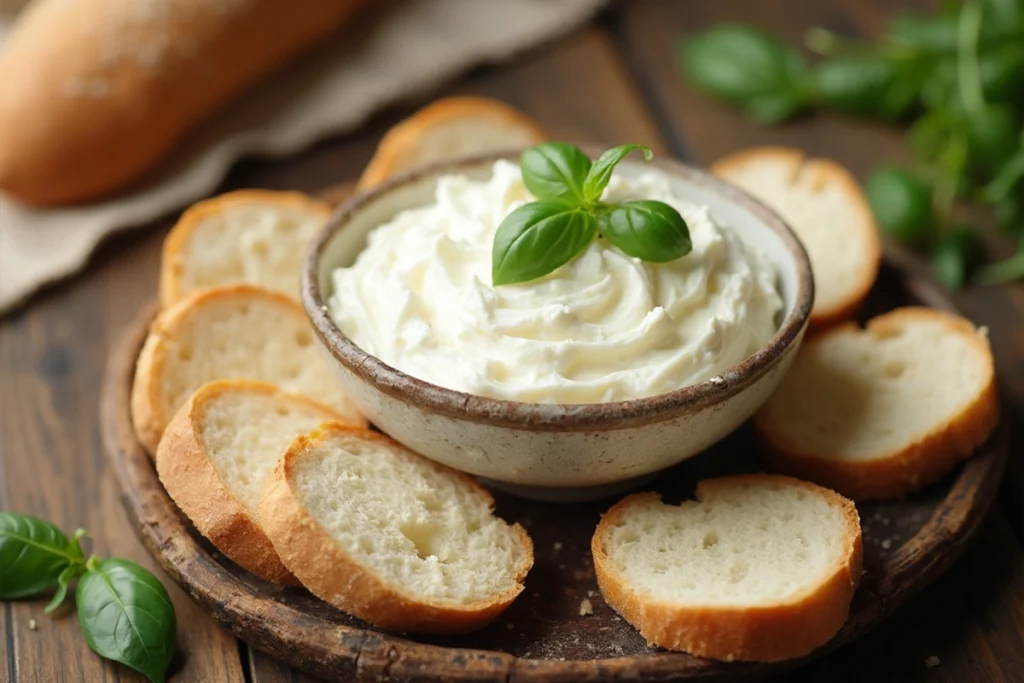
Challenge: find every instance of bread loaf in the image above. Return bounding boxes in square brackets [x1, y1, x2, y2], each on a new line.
[0, 0, 363, 205]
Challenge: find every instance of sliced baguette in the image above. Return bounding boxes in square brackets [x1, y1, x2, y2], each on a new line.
[160, 190, 333, 307]
[712, 146, 881, 328]
[259, 422, 534, 634]
[755, 307, 998, 500]
[592, 475, 862, 662]
[358, 96, 546, 190]
[131, 285, 365, 455]
[156, 380, 350, 584]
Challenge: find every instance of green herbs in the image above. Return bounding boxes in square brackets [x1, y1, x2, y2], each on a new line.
[680, 0, 1024, 287]
[0, 512, 176, 683]
[492, 143, 691, 286]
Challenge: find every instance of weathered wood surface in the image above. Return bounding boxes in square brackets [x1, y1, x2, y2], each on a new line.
[4, 0, 1024, 681]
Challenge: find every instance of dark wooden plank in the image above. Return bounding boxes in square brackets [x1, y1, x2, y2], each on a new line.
[250, 649, 326, 683]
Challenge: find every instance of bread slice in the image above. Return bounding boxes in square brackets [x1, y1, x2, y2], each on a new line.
[711, 147, 881, 328]
[358, 96, 546, 190]
[592, 475, 862, 662]
[156, 380, 350, 584]
[755, 307, 998, 500]
[159, 190, 332, 307]
[131, 285, 365, 455]
[258, 422, 534, 634]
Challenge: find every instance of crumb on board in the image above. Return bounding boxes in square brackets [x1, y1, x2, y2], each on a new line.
[552, 541, 563, 553]
[881, 539, 892, 549]
[588, 590, 595, 597]
[925, 656, 940, 668]
[28, 619, 37, 631]
[579, 598, 594, 616]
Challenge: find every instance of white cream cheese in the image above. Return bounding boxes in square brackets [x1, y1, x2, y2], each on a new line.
[329, 160, 782, 404]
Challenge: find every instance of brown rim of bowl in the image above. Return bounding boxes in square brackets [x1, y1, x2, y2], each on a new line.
[302, 147, 814, 432]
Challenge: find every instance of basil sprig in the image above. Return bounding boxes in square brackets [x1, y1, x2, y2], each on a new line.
[0, 511, 176, 683]
[492, 142, 691, 286]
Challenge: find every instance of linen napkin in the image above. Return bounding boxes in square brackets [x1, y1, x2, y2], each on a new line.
[0, 0, 606, 313]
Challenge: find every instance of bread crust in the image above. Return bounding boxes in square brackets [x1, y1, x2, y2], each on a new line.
[0, 0, 364, 205]
[160, 190, 333, 307]
[156, 380, 347, 584]
[711, 146, 881, 329]
[130, 284, 365, 455]
[755, 307, 999, 500]
[357, 96, 546, 190]
[592, 475, 863, 662]
[258, 422, 534, 634]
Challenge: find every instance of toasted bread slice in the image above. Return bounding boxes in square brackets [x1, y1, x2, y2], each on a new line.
[755, 307, 998, 500]
[712, 147, 881, 328]
[159, 190, 332, 307]
[358, 96, 546, 190]
[258, 423, 534, 634]
[156, 380, 351, 584]
[131, 285, 365, 455]
[592, 475, 862, 662]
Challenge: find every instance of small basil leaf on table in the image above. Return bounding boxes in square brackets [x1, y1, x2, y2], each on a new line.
[77, 558, 176, 683]
[583, 144, 653, 203]
[520, 142, 592, 203]
[965, 104, 1020, 171]
[931, 225, 980, 289]
[680, 25, 810, 123]
[598, 201, 692, 262]
[813, 53, 921, 118]
[0, 512, 83, 599]
[978, 45, 1024, 103]
[492, 201, 597, 286]
[865, 166, 934, 244]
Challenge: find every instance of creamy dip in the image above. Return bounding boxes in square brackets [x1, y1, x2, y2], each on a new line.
[329, 160, 782, 404]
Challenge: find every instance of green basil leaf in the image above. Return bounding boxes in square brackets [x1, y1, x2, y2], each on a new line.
[45, 564, 80, 614]
[865, 166, 934, 244]
[931, 226, 980, 289]
[813, 53, 924, 118]
[982, 148, 1024, 202]
[966, 104, 1021, 171]
[0, 512, 83, 599]
[519, 142, 592, 203]
[583, 144, 653, 203]
[680, 25, 810, 122]
[492, 201, 596, 286]
[77, 558, 176, 683]
[978, 46, 1024, 103]
[598, 200, 692, 262]
[887, 13, 960, 53]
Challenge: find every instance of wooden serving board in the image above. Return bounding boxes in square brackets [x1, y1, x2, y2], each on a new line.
[100, 220, 1007, 682]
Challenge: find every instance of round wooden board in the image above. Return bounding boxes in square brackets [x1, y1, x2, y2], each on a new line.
[101, 254, 1007, 683]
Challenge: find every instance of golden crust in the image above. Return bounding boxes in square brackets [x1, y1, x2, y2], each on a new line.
[592, 475, 862, 662]
[711, 146, 882, 329]
[755, 307, 999, 500]
[258, 422, 534, 635]
[159, 189, 333, 308]
[155, 380, 348, 584]
[357, 96, 546, 191]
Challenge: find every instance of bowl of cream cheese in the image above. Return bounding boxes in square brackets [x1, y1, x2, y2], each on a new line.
[302, 148, 813, 501]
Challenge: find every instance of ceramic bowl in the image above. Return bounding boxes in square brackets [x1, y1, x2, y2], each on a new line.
[302, 149, 813, 502]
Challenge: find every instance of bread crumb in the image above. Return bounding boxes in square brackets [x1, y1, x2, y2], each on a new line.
[881, 539, 892, 549]
[28, 619, 37, 631]
[925, 656, 940, 668]
[552, 541, 563, 554]
[709, 376, 725, 385]
[579, 599, 593, 616]
[588, 590, 595, 597]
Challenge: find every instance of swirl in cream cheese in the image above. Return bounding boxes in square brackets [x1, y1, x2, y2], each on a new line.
[329, 160, 782, 404]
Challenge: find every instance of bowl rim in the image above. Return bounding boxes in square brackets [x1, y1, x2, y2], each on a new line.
[302, 147, 814, 432]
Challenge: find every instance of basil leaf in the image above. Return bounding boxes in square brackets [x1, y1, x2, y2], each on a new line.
[0, 512, 83, 599]
[519, 142, 592, 203]
[598, 200, 692, 262]
[979, 46, 1024, 103]
[77, 558, 176, 683]
[583, 144, 653, 203]
[966, 105, 1020, 171]
[865, 166, 934, 244]
[680, 25, 810, 123]
[813, 53, 923, 118]
[931, 226, 980, 289]
[492, 201, 596, 286]
[887, 13, 960, 53]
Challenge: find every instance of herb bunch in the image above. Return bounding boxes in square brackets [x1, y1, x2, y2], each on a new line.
[680, 0, 1024, 288]
[0, 511, 176, 683]
[492, 142, 691, 285]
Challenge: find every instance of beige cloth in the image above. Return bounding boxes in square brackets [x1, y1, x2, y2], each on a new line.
[0, 0, 605, 313]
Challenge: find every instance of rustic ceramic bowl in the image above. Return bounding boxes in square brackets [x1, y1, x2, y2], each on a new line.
[302, 149, 813, 501]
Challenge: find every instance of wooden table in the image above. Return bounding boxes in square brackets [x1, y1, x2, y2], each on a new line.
[3, 1, 1023, 681]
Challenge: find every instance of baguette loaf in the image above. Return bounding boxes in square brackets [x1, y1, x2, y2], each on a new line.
[0, 0, 363, 205]
[160, 190, 332, 307]
[259, 423, 534, 634]
[755, 307, 998, 500]
[131, 284, 365, 455]
[156, 380, 346, 584]
[592, 476, 862, 662]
